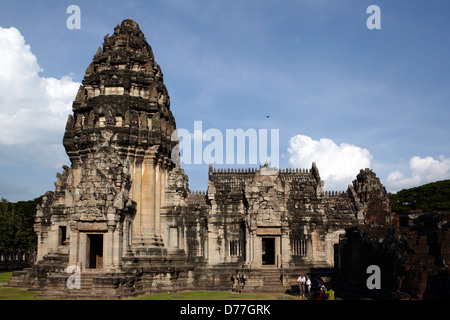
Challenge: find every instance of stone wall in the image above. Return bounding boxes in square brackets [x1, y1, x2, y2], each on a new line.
[335, 211, 450, 299]
[0, 251, 35, 271]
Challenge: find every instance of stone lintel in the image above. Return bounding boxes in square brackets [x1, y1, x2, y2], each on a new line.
[256, 227, 281, 236]
[77, 222, 108, 232]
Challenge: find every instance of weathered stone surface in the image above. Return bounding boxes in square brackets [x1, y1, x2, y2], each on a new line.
[10, 19, 395, 298]
[335, 211, 450, 299]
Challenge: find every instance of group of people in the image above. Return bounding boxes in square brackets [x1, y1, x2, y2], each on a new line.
[296, 275, 311, 298]
[297, 275, 335, 300]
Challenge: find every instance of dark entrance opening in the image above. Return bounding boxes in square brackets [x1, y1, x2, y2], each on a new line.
[59, 226, 67, 245]
[87, 234, 103, 269]
[262, 237, 275, 265]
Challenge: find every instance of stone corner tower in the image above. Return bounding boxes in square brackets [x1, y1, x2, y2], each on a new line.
[35, 19, 178, 272]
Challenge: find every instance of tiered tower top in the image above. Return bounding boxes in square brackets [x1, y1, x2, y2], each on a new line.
[63, 19, 176, 163]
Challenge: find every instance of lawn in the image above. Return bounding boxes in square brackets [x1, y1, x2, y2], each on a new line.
[0, 272, 40, 300]
[0, 272, 12, 284]
[0, 272, 302, 300]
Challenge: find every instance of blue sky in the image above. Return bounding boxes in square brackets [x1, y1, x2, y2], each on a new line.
[1, 0, 449, 201]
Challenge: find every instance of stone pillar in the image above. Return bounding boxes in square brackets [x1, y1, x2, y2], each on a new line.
[206, 217, 222, 264]
[105, 227, 115, 271]
[132, 154, 143, 244]
[306, 237, 312, 259]
[35, 233, 47, 262]
[155, 159, 161, 236]
[113, 221, 123, 269]
[245, 228, 257, 267]
[141, 152, 156, 241]
[123, 220, 132, 252]
[68, 222, 79, 268]
[203, 226, 209, 260]
[159, 158, 168, 229]
[79, 233, 87, 270]
[276, 236, 281, 268]
[280, 226, 291, 268]
[130, 147, 168, 253]
[49, 224, 59, 253]
[245, 228, 252, 266]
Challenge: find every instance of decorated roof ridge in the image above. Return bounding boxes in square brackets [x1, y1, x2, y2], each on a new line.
[189, 190, 207, 195]
[207, 165, 313, 174]
[324, 190, 348, 197]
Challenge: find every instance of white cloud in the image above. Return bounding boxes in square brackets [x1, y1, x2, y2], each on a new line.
[287, 134, 372, 190]
[386, 155, 450, 190]
[0, 26, 79, 146]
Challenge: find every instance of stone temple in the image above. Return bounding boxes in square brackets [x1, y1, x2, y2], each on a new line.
[9, 19, 392, 298]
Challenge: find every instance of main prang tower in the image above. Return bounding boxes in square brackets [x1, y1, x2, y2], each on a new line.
[36, 19, 178, 273]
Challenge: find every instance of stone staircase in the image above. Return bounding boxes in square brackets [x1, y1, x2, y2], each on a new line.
[261, 269, 286, 292]
[38, 271, 131, 299]
[232, 268, 306, 293]
[38, 271, 92, 299]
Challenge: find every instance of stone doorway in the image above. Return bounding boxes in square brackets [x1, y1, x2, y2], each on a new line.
[86, 234, 103, 269]
[261, 237, 275, 265]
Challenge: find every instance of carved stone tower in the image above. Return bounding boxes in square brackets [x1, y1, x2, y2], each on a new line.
[35, 19, 177, 273]
[9, 19, 393, 298]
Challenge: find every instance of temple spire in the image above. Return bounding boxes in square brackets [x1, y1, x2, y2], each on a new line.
[63, 18, 176, 163]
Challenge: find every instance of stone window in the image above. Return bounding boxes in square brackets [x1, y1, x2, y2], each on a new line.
[229, 240, 241, 256]
[188, 240, 203, 257]
[292, 239, 307, 256]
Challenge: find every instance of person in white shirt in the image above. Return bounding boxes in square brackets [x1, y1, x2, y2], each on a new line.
[306, 277, 312, 298]
[297, 275, 306, 297]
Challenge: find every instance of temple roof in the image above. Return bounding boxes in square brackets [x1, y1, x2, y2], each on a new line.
[63, 19, 177, 161]
[71, 18, 171, 115]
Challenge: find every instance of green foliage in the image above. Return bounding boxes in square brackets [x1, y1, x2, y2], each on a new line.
[390, 180, 450, 215]
[0, 197, 41, 251]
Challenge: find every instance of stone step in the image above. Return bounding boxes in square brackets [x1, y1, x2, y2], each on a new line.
[38, 272, 100, 299]
[233, 267, 320, 294]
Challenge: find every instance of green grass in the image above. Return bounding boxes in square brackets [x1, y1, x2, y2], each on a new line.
[0, 286, 40, 300]
[0, 272, 40, 300]
[0, 272, 12, 284]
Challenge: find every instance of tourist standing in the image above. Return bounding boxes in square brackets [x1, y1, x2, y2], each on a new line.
[297, 275, 306, 297]
[317, 278, 322, 291]
[306, 277, 311, 298]
[317, 286, 326, 300]
[325, 283, 335, 300]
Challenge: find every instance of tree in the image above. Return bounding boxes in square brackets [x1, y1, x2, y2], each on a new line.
[390, 180, 450, 215]
[0, 197, 41, 251]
